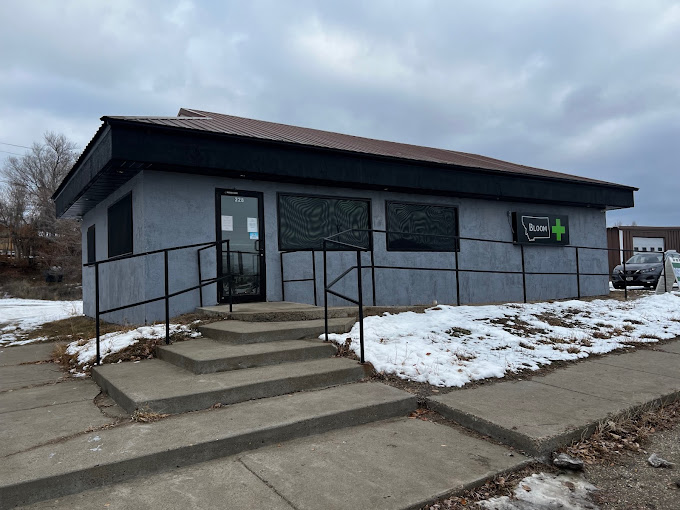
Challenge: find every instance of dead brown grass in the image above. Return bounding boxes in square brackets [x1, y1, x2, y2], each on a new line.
[47, 311, 216, 374]
[27, 315, 126, 343]
[488, 316, 547, 337]
[445, 327, 472, 338]
[423, 463, 555, 509]
[131, 408, 170, 423]
[562, 400, 680, 465]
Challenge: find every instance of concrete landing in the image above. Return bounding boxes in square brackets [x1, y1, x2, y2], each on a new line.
[199, 317, 355, 343]
[197, 301, 431, 323]
[93, 357, 370, 414]
[157, 337, 336, 374]
[20, 417, 529, 510]
[429, 346, 680, 456]
[197, 301, 357, 322]
[1, 383, 417, 509]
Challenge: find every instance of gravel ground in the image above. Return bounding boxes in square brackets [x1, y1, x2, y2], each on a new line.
[587, 425, 680, 509]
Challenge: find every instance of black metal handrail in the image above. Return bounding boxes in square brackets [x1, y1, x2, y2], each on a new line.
[280, 250, 318, 306]
[86, 238, 247, 366]
[322, 228, 664, 364]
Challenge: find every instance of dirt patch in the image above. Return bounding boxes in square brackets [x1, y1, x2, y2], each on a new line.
[587, 425, 680, 509]
[562, 400, 680, 465]
[561, 400, 680, 509]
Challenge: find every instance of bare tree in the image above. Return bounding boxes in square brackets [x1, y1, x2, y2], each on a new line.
[0, 182, 33, 259]
[1, 132, 81, 278]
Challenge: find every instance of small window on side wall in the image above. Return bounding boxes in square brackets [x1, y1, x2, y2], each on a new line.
[386, 201, 459, 252]
[108, 193, 133, 258]
[87, 225, 96, 264]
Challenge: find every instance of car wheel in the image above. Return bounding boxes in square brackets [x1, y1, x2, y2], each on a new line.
[612, 283, 624, 290]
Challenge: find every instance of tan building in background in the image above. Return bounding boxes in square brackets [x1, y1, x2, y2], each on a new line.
[607, 226, 680, 274]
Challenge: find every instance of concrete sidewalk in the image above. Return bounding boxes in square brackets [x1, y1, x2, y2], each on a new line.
[16, 418, 530, 510]
[430, 341, 680, 456]
[3, 339, 680, 509]
[0, 343, 125, 459]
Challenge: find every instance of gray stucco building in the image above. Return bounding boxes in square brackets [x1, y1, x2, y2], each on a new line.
[53, 109, 635, 325]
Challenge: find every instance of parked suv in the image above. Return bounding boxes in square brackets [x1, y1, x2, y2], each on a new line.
[611, 251, 677, 289]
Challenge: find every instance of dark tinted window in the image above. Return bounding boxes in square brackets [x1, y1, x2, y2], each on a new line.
[108, 193, 133, 258]
[278, 194, 371, 251]
[386, 201, 458, 252]
[627, 253, 662, 264]
[86, 225, 96, 264]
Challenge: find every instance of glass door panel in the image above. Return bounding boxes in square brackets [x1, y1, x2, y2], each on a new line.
[217, 190, 265, 303]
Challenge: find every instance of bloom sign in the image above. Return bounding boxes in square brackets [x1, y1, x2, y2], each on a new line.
[512, 212, 570, 246]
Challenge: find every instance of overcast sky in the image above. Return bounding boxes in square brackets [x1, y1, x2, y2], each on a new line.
[1, 0, 678, 226]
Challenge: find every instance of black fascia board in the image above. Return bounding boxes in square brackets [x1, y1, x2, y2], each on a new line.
[55, 118, 636, 218]
[54, 125, 114, 218]
[109, 121, 635, 208]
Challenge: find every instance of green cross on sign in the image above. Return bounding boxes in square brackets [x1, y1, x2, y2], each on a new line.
[552, 218, 566, 241]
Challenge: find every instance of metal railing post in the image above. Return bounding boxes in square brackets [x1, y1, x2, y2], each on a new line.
[280, 251, 285, 301]
[164, 249, 170, 344]
[370, 233, 376, 306]
[95, 262, 101, 366]
[227, 240, 233, 313]
[197, 249, 203, 307]
[323, 240, 329, 341]
[454, 242, 460, 306]
[356, 249, 365, 364]
[521, 245, 527, 303]
[575, 247, 581, 299]
[311, 250, 318, 306]
[623, 253, 628, 300]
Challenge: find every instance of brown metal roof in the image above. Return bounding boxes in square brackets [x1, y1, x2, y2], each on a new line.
[99, 108, 631, 189]
[612, 226, 680, 231]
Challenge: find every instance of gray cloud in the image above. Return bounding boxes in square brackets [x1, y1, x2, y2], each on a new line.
[0, 0, 678, 225]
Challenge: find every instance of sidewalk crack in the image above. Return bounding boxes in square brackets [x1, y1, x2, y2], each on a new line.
[238, 458, 300, 510]
[530, 380, 626, 403]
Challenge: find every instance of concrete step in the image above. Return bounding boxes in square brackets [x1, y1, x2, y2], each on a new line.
[93, 357, 369, 415]
[196, 302, 430, 323]
[199, 317, 355, 344]
[157, 338, 337, 374]
[197, 301, 358, 322]
[0, 383, 417, 509]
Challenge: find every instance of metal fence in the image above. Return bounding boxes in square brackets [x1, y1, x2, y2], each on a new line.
[321, 229, 672, 363]
[85, 229, 673, 367]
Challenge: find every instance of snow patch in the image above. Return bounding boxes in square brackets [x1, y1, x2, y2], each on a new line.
[0, 298, 83, 346]
[324, 293, 680, 387]
[65, 323, 201, 373]
[478, 472, 598, 509]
